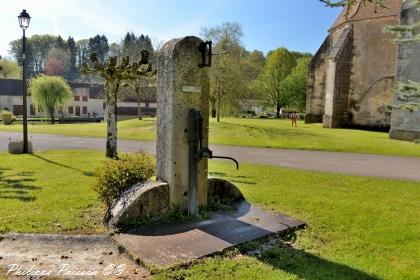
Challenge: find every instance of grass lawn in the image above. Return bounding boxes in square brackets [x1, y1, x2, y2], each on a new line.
[0, 150, 419, 279]
[1, 118, 419, 156]
[0, 150, 105, 234]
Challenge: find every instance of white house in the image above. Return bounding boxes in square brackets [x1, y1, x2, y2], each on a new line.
[0, 79, 157, 120]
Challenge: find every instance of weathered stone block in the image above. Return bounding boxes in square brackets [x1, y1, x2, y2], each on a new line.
[305, 114, 323, 124]
[8, 141, 33, 154]
[207, 177, 244, 205]
[389, 130, 420, 141]
[106, 181, 169, 228]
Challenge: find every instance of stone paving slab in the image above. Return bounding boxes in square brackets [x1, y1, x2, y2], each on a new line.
[113, 201, 305, 267]
[0, 233, 149, 279]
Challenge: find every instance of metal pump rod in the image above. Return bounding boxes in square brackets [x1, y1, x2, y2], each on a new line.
[187, 109, 240, 217]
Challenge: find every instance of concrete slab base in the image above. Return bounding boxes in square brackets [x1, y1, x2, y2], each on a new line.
[113, 201, 305, 267]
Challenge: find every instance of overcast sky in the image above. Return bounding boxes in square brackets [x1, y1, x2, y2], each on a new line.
[0, 0, 341, 58]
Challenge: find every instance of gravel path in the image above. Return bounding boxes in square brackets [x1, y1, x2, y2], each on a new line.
[1, 131, 420, 181]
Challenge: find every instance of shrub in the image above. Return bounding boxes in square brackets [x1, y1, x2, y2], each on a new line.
[93, 152, 156, 207]
[258, 112, 270, 119]
[1, 110, 16, 125]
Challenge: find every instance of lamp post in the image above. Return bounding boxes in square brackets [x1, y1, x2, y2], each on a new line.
[18, 9, 30, 153]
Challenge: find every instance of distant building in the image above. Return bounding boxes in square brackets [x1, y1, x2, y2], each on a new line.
[0, 79, 157, 120]
[306, 0, 401, 128]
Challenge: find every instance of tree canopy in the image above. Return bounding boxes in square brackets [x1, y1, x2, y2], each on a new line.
[202, 22, 249, 121]
[0, 58, 21, 79]
[253, 47, 298, 117]
[280, 57, 311, 111]
[9, 34, 110, 81]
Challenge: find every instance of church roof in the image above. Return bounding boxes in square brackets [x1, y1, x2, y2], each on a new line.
[330, 0, 402, 31]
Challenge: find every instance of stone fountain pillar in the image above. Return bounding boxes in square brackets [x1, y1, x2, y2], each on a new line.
[156, 36, 210, 212]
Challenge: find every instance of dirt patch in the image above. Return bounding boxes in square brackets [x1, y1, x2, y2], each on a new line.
[0, 233, 149, 279]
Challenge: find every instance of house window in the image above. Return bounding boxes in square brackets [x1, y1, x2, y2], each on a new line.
[82, 106, 87, 114]
[68, 106, 73, 114]
[103, 101, 106, 109]
[82, 96, 88, 102]
[13, 105, 23, 116]
[74, 96, 80, 101]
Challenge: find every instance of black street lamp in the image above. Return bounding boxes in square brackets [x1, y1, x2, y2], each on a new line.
[18, 9, 30, 153]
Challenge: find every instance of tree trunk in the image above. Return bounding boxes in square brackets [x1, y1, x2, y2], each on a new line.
[137, 96, 142, 120]
[216, 98, 221, 122]
[136, 86, 142, 120]
[210, 99, 216, 118]
[106, 82, 119, 159]
[50, 108, 55, 124]
[276, 105, 281, 118]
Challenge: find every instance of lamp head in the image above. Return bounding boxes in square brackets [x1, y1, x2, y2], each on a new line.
[18, 9, 31, 30]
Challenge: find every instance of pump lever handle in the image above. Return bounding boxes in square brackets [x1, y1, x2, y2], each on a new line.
[211, 156, 239, 170]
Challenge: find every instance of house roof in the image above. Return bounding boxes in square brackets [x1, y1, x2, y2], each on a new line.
[0, 79, 22, 96]
[330, 0, 402, 31]
[0, 79, 158, 102]
[0, 79, 105, 99]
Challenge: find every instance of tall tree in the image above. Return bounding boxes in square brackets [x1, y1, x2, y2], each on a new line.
[234, 50, 266, 114]
[108, 42, 121, 58]
[29, 75, 73, 124]
[82, 51, 154, 158]
[55, 35, 67, 49]
[0, 58, 21, 79]
[9, 34, 57, 77]
[253, 48, 297, 117]
[120, 33, 156, 117]
[202, 22, 246, 121]
[121, 33, 154, 63]
[67, 36, 78, 80]
[76, 39, 90, 69]
[280, 57, 312, 111]
[9, 37, 34, 77]
[88, 35, 109, 63]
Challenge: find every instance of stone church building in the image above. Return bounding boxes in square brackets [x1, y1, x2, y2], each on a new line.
[306, 0, 419, 139]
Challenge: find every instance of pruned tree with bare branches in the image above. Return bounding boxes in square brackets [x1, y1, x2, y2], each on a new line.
[82, 50, 154, 158]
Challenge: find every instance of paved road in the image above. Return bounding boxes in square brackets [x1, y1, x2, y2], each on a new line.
[1, 131, 420, 181]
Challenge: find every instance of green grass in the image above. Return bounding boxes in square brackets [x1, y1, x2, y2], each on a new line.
[1, 118, 419, 156]
[0, 150, 419, 279]
[0, 150, 105, 234]
[154, 162, 420, 280]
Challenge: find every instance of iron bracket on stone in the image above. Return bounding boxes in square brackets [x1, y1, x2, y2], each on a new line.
[198, 41, 212, 68]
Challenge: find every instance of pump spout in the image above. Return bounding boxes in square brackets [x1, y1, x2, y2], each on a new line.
[197, 148, 239, 170]
[211, 155, 239, 170]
